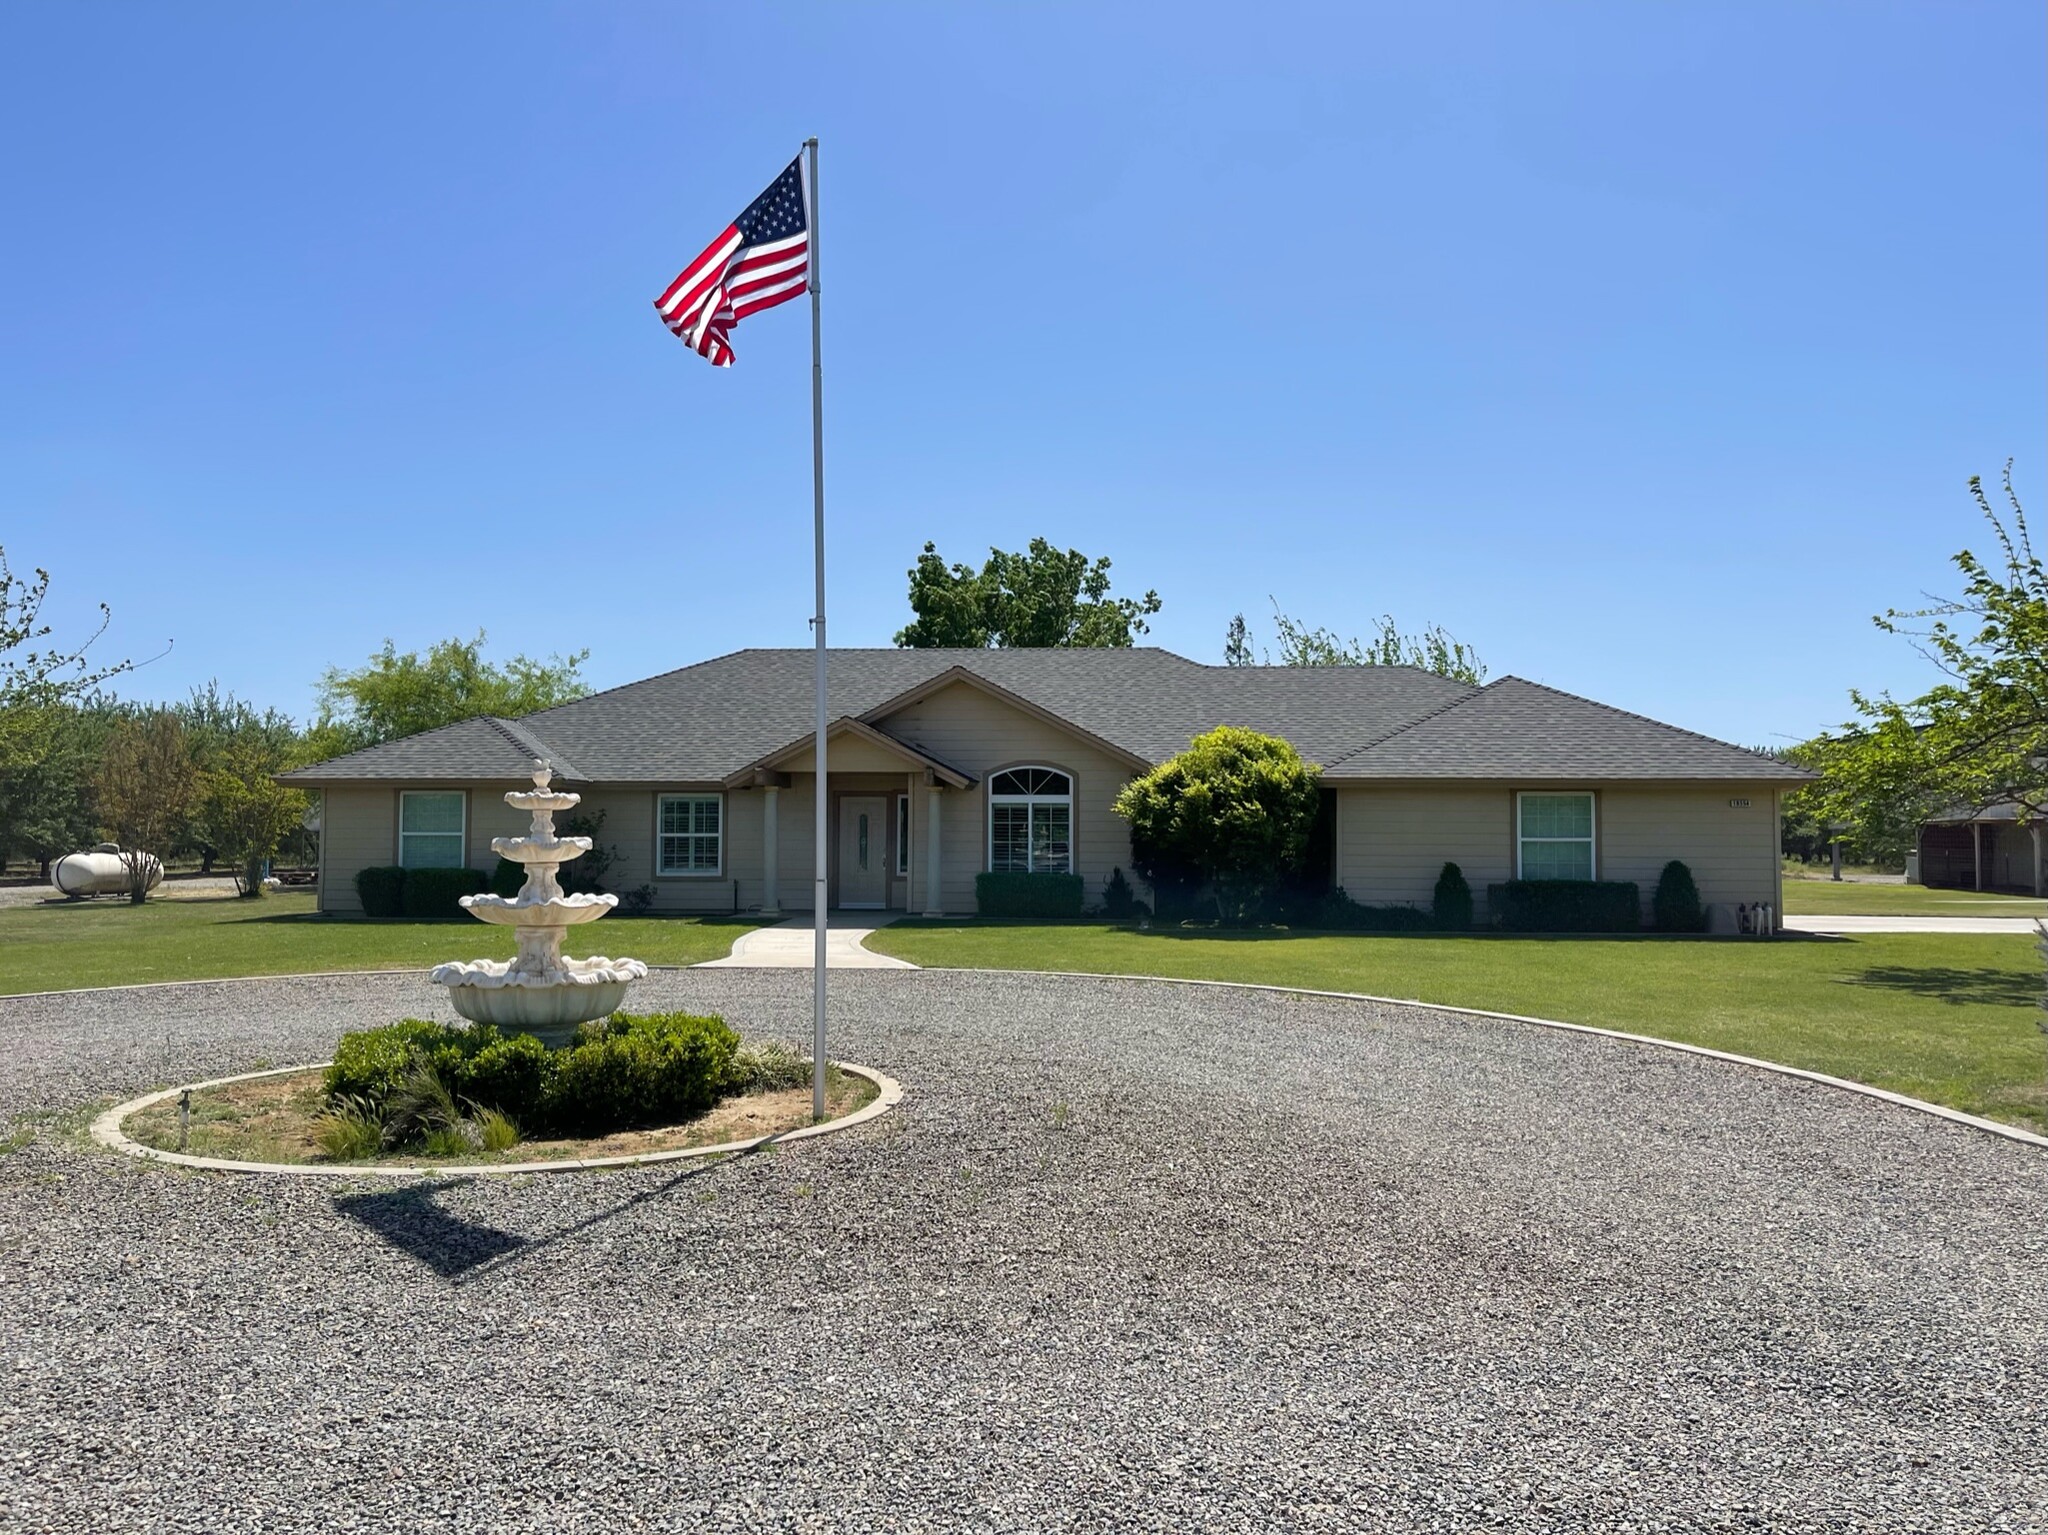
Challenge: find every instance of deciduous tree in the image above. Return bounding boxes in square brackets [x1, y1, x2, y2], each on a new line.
[1808, 464, 2047, 846]
[896, 540, 1161, 649]
[199, 739, 309, 896]
[95, 710, 195, 902]
[1224, 601, 1487, 682]
[0, 548, 136, 769]
[311, 632, 589, 753]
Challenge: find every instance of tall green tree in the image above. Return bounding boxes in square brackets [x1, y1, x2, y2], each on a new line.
[199, 738, 309, 896]
[1809, 464, 2047, 845]
[95, 710, 196, 902]
[0, 702, 112, 877]
[1223, 600, 1487, 682]
[896, 539, 1162, 648]
[310, 631, 589, 754]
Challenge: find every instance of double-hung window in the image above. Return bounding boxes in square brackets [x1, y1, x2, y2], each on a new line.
[398, 791, 465, 869]
[896, 793, 911, 876]
[1517, 792, 1595, 880]
[988, 767, 1073, 875]
[657, 794, 722, 876]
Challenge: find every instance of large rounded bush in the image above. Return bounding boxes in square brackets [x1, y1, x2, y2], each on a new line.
[1113, 726, 1321, 924]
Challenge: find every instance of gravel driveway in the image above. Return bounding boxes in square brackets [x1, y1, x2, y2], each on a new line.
[1, 970, 2043, 1533]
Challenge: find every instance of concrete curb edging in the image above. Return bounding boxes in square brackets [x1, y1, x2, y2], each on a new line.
[916, 966, 2048, 1153]
[90, 1061, 904, 1178]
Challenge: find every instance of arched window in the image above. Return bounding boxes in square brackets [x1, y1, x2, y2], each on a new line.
[988, 766, 1073, 874]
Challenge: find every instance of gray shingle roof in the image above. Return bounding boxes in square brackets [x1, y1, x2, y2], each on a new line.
[280, 649, 1806, 786]
[1323, 677, 1813, 781]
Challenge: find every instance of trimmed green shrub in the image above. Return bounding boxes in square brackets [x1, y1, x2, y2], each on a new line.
[1101, 867, 1143, 920]
[976, 871, 1085, 918]
[462, 1031, 555, 1125]
[1652, 860, 1707, 933]
[325, 1019, 474, 1109]
[1115, 726, 1322, 925]
[1487, 880, 1641, 933]
[401, 866, 487, 920]
[354, 865, 407, 919]
[548, 1010, 739, 1135]
[1432, 862, 1474, 931]
[490, 857, 525, 898]
[1293, 887, 1434, 931]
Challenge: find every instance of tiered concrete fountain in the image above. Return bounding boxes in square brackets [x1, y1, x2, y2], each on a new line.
[430, 761, 646, 1046]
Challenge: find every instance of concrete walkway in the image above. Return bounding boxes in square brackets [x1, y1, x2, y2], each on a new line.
[695, 911, 917, 969]
[1784, 913, 2045, 936]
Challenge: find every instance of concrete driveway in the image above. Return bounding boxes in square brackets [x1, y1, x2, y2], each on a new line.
[1784, 913, 2044, 936]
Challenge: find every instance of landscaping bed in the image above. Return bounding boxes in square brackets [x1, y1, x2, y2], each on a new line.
[123, 1010, 876, 1167]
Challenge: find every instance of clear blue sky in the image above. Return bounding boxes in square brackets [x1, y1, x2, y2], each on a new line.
[3, 1, 2041, 749]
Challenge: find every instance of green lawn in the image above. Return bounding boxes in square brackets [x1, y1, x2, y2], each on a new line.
[1780, 878, 2047, 918]
[0, 892, 761, 996]
[868, 920, 2048, 1134]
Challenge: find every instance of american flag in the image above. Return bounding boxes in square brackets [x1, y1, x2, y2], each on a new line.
[654, 155, 810, 367]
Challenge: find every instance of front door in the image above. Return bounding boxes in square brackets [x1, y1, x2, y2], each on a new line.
[837, 795, 888, 908]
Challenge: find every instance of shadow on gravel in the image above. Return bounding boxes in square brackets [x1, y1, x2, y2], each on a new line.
[333, 1154, 754, 1284]
[333, 1182, 527, 1277]
[1848, 964, 2040, 1007]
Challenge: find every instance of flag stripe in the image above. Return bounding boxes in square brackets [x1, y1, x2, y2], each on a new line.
[652, 155, 810, 368]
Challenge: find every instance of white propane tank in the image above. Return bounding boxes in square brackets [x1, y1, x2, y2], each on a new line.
[51, 844, 162, 898]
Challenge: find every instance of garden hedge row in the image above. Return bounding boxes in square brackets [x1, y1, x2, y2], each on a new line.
[975, 871, 1085, 918]
[324, 1011, 746, 1138]
[1486, 879, 1641, 932]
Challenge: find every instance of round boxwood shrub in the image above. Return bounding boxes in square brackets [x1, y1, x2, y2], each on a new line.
[354, 865, 407, 920]
[1652, 859, 1707, 933]
[547, 1011, 740, 1136]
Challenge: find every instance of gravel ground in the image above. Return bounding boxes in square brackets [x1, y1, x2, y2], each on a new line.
[1, 969, 2043, 1534]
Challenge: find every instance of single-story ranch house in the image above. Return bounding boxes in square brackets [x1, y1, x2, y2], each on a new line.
[281, 647, 1812, 927]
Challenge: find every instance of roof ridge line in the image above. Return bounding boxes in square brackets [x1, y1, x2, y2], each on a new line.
[1319, 679, 1495, 772]
[1485, 676, 1801, 767]
[483, 716, 588, 782]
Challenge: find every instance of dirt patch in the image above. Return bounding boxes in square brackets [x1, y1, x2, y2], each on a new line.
[125, 1065, 879, 1167]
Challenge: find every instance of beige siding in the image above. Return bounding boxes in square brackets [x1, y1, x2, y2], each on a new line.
[1334, 781, 1781, 922]
[320, 787, 396, 916]
[875, 681, 1141, 913]
[1334, 787, 1511, 914]
[317, 782, 758, 918]
[1599, 784, 1780, 919]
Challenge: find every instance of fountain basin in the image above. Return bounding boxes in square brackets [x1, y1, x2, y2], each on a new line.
[491, 835, 593, 863]
[432, 955, 650, 1047]
[459, 892, 616, 928]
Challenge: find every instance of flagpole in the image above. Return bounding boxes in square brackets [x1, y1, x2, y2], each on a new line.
[804, 135, 828, 1123]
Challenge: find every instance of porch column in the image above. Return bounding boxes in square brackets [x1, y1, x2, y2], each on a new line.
[923, 780, 945, 917]
[1973, 821, 1983, 892]
[2032, 822, 2044, 899]
[760, 784, 781, 916]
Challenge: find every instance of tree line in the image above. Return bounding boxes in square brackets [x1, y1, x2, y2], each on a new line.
[0, 580, 588, 898]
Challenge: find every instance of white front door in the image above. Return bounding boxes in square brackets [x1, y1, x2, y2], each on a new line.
[837, 796, 888, 908]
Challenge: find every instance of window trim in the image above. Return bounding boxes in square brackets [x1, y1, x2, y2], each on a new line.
[986, 764, 1076, 876]
[397, 790, 467, 871]
[896, 793, 911, 877]
[1516, 790, 1597, 881]
[655, 791, 725, 878]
